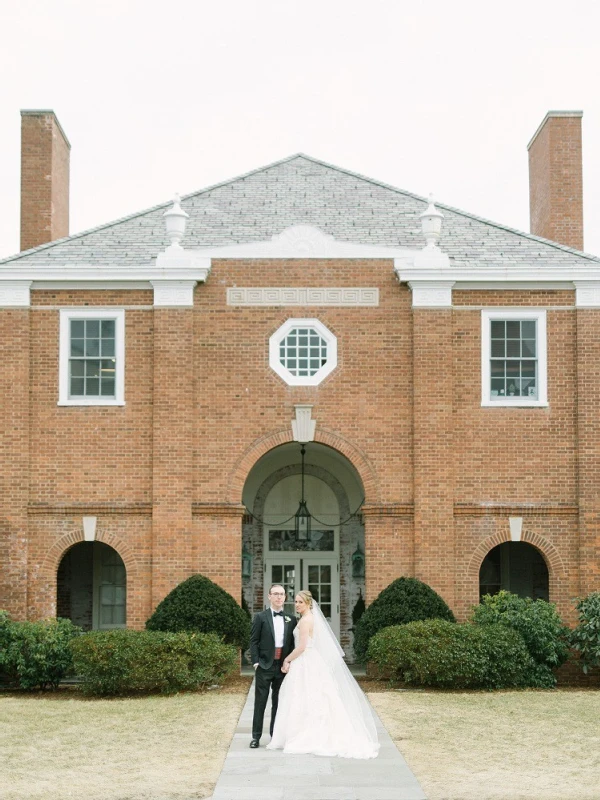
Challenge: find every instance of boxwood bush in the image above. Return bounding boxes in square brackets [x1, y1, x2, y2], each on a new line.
[368, 618, 533, 689]
[146, 574, 250, 649]
[570, 591, 600, 674]
[70, 629, 237, 696]
[472, 591, 569, 687]
[353, 577, 455, 661]
[0, 614, 80, 690]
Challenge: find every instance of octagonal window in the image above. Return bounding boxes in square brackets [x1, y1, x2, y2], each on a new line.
[269, 318, 337, 386]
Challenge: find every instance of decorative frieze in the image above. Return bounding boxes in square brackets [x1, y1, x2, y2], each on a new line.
[408, 280, 454, 308]
[574, 281, 600, 308]
[227, 287, 379, 306]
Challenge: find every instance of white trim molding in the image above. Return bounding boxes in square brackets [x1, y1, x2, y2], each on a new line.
[227, 287, 379, 306]
[58, 308, 126, 407]
[269, 318, 338, 386]
[151, 280, 197, 307]
[481, 309, 548, 408]
[574, 281, 600, 308]
[408, 280, 454, 308]
[0, 281, 32, 307]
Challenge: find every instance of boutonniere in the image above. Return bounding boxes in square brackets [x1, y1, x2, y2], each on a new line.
[284, 616, 291, 623]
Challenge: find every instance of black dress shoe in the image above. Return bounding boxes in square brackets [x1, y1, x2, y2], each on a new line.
[249, 739, 260, 748]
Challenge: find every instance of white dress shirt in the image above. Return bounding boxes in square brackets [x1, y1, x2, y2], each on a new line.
[272, 608, 285, 648]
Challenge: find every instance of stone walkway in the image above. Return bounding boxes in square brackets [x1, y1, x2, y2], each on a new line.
[207, 681, 426, 800]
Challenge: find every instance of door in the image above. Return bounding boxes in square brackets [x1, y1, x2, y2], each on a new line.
[265, 557, 339, 638]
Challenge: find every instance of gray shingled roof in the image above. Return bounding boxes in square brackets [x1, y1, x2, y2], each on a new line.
[2, 154, 599, 269]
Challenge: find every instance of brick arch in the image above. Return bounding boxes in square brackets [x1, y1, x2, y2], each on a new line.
[467, 529, 566, 584]
[39, 530, 138, 583]
[226, 426, 380, 503]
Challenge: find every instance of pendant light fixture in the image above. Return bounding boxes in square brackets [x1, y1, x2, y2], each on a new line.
[294, 444, 311, 540]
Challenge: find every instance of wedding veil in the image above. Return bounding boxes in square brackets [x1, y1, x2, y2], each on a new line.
[311, 601, 379, 750]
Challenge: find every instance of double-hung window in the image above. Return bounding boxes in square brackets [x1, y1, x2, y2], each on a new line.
[481, 309, 547, 407]
[59, 309, 125, 406]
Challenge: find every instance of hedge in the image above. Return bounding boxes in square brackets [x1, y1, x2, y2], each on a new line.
[368, 618, 533, 689]
[70, 629, 237, 696]
[472, 591, 569, 687]
[570, 591, 600, 674]
[0, 612, 80, 690]
[146, 574, 250, 649]
[353, 577, 455, 661]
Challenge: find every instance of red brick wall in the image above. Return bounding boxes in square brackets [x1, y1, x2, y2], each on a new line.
[528, 113, 583, 250]
[0, 263, 597, 631]
[20, 111, 70, 251]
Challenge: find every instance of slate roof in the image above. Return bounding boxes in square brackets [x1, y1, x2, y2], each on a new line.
[2, 154, 599, 269]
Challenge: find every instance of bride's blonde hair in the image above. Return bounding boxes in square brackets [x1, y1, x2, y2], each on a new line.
[296, 590, 313, 609]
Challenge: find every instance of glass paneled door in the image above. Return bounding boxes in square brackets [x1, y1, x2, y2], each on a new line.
[265, 557, 339, 638]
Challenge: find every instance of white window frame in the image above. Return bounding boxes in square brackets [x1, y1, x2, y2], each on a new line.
[481, 309, 547, 407]
[58, 308, 125, 406]
[269, 318, 337, 386]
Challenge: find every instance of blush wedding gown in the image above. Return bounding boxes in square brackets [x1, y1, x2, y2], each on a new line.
[267, 602, 379, 759]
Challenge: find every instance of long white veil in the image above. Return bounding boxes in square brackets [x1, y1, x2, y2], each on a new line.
[311, 601, 379, 750]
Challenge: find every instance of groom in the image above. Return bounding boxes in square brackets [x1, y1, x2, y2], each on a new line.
[249, 583, 297, 748]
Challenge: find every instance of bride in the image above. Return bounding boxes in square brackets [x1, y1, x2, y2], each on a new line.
[267, 590, 379, 759]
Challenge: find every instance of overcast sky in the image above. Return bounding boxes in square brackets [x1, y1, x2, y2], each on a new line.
[1, 0, 599, 259]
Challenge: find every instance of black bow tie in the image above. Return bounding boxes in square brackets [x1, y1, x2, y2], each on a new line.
[273, 611, 284, 617]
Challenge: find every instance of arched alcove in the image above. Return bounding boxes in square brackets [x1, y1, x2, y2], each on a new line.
[241, 441, 365, 657]
[57, 541, 126, 630]
[479, 541, 549, 602]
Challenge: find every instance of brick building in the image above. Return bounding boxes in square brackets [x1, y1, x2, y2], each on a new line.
[1, 109, 598, 656]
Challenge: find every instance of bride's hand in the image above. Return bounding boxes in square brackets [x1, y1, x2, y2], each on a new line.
[282, 660, 290, 673]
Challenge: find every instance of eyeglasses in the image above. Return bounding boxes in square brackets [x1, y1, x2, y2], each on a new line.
[269, 592, 286, 596]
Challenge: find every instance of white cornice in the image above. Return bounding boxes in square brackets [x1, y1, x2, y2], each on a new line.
[192, 225, 414, 259]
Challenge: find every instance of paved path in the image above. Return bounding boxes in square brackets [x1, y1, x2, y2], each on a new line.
[208, 681, 427, 800]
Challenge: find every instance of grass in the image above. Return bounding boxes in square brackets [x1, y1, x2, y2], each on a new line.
[367, 688, 600, 800]
[0, 686, 248, 800]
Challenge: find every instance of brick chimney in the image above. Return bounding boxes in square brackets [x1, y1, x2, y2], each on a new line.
[527, 110, 583, 251]
[20, 110, 70, 251]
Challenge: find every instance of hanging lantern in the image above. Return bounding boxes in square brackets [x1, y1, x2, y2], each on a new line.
[294, 445, 311, 540]
[352, 543, 365, 578]
[242, 546, 253, 578]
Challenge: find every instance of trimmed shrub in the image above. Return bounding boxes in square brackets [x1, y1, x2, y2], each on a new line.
[353, 577, 455, 661]
[570, 591, 600, 674]
[146, 574, 250, 649]
[70, 629, 237, 696]
[3, 617, 80, 690]
[472, 591, 569, 687]
[368, 619, 533, 689]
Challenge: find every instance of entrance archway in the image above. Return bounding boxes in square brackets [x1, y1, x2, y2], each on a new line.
[242, 442, 365, 658]
[479, 542, 549, 601]
[57, 541, 126, 630]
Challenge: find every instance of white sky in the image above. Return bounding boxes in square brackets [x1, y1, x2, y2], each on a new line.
[1, 0, 599, 259]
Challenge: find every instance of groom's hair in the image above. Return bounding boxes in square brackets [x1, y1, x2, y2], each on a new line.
[268, 584, 285, 595]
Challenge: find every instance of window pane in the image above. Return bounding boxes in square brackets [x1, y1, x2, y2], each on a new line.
[522, 339, 536, 357]
[491, 340, 505, 357]
[506, 362, 520, 377]
[491, 361, 505, 377]
[320, 565, 331, 582]
[71, 338, 85, 357]
[491, 320, 505, 338]
[522, 320, 536, 338]
[70, 377, 85, 396]
[506, 320, 520, 338]
[490, 378, 505, 397]
[71, 320, 85, 338]
[308, 565, 319, 582]
[86, 361, 101, 378]
[71, 360, 85, 377]
[86, 320, 100, 337]
[521, 360, 536, 377]
[101, 378, 115, 397]
[101, 320, 115, 338]
[85, 338, 100, 357]
[506, 339, 520, 357]
[86, 378, 100, 395]
[101, 338, 115, 357]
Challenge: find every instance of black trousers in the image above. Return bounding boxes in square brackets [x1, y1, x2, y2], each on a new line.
[252, 660, 285, 740]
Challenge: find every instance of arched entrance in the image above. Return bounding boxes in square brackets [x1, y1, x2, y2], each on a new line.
[242, 442, 365, 657]
[479, 542, 549, 601]
[57, 541, 126, 630]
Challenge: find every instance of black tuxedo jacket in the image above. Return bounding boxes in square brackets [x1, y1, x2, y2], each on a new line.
[250, 608, 297, 669]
